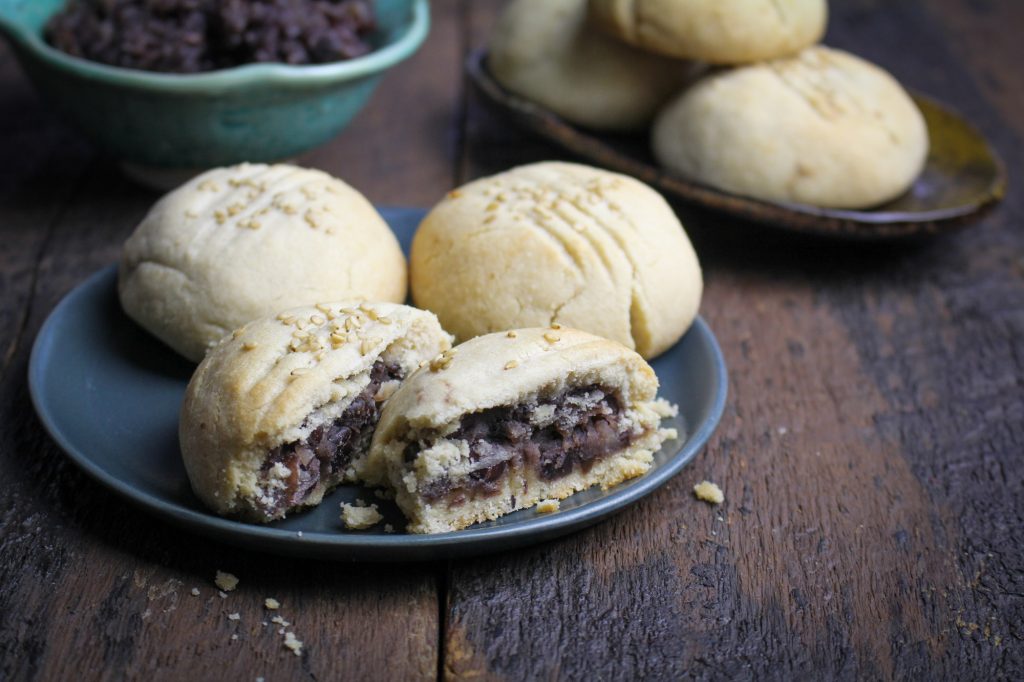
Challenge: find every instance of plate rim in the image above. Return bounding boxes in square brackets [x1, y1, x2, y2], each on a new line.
[28, 211, 728, 560]
[465, 48, 1008, 240]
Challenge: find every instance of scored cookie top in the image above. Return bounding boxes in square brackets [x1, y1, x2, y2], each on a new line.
[119, 163, 407, 361]
[411, 161, 702, 359]
[182, 301, 452, 451]
[374, 327, 659, 439]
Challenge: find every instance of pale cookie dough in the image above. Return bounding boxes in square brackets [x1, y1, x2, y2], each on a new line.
[367, 328, 679, 534]
[410, 162, 703, 360]
[119, 163, 407, 362]
[589, 0, 827, 64]
[179, 302, 451, 522]
[652, 46, 929, 209]
[490, 0, 699, 132]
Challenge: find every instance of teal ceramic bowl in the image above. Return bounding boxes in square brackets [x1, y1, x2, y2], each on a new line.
[0, 0, 429, 178]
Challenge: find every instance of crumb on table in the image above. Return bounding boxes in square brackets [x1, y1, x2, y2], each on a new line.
[693, 480, 724, 505]
[215, 570, 239, 592]
[283, 631, 303, 656]
[264, 597, 280, 610]
[536, 499, 560, 513]
[340, 502, 383, 529]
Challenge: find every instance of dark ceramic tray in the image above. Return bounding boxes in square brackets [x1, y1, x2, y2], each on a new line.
[28, 207, 728, 561]
[466, 49, 1006, 239]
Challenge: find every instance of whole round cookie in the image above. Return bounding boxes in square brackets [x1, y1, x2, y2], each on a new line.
[119, 163, 407, 362]
[410, 162, 703, 360]
[652, 47, 929, 209]
[589, 0, 827, 64]
[489, 0, 698, 132]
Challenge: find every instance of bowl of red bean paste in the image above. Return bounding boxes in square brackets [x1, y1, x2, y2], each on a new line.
[0, 0, 429, 182]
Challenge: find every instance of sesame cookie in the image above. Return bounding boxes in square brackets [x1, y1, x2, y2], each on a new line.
[367, 327, 678, 534]
[409, 162, 703, 360]
[179, 302, 451, 522]
[489, 0, 699, 132]
[589, 0, 827, 64]
[652, 46, 929, 209]
[119, 163, 407, 362]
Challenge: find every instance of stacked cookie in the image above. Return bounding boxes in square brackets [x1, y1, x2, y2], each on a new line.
[120, 161, 699, 533]
[489, 0, 929, 210]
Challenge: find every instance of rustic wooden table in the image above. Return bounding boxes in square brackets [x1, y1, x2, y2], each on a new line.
[1, 1, 1021, 679]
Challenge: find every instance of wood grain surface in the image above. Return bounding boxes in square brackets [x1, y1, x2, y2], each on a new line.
[0, 1, 1021, 680]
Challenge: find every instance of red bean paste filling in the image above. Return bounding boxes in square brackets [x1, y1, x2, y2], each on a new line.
[45, 0, 375, 74]
[411, 386, 636, 507]
[259, 360, 401, 514]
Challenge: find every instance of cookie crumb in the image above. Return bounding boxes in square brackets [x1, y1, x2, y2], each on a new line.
[215, 571, 239, 592]
[340, 502, 383, 530]
[271, 615, 291, 627]
[218, 591, 228, 599]
[231, 634, 238, 641]
[693, 480, 724, 505]
[536, 499, 560, 513]
[283, 631, 303, 656]
[190, 587, 200, 596]
[227, 613, 240, 621]
[384, 524, 395, 534]
[504, 360, 519, 370]
[264, 598, 280, 610]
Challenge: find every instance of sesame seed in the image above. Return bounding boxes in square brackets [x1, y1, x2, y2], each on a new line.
[315, 351, 327, 362]
[486, 202, 499, 212]
[242, 342, 258, 351]
[543, 332, 561, 343]
[483, 215, 496, 224]
[379, 316, 392, 325]
[504, 360, 518, 370]
[311, 315, 326, 325]
[448, 190, 463, 199]
[232, 329, 243, 339]
[315, 303, 332, 313]
[291, 368, 311, 377]
[295, 319, 307, 330]
[197, 180, 220, 192]
[506, 331, 518, 338]
[214, 210, 226, 224]
[227, 203, 243, 216]
[550, 323, 562, 330]
[304, 210, 319, 229]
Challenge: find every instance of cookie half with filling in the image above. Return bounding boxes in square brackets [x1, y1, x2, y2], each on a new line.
[180, 302, 452, 522]
[367, 328, 678, 534]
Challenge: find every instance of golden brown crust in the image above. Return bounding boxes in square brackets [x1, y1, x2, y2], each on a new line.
[489, 0, 699, 132]
[589, 0, 827, 64]
[652, 47, 929, 209]
[119, 163, 407, 361]
[410, 162, 703, 360]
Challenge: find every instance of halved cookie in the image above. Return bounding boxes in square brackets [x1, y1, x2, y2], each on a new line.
[367, 327, 678, 534]
[180, 302, 452, 522]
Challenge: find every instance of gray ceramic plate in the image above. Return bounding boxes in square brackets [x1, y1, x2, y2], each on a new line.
[28, 207, 727, 561]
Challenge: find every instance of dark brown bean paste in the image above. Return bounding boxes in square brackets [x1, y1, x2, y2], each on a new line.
[259, 360, 401, 514]
[45, 0, 375, 73]
[410, 386, 636, 507]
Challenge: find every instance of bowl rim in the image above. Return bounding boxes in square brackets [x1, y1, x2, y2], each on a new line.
[0, 0, 429, 90]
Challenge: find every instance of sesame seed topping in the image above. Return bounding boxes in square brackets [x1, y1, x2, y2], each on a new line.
[291, 367, 311, 377]
[197, 179, 220, 192]
[506, 331, 517, 338]
[315, 303, 332, 313]
[304, 210, 319, 229]
[232, 329, 243, 339]
[227, 203, 243, 216]
[295, 319, 307, 330]
[311, 315, 326, 325]
[486, 202, 499, 212]
[214, 210, 226, 224]
[315, 351, 327, 362]
[550, 323, 562, 330]
[504, 360, 518, 370]
[242, 342, 258, 351]
[429, 349, 457, 372]
[543, 332, 561, 343]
